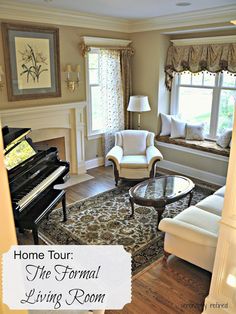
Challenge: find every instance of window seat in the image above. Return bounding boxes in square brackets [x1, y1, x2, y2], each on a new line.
[156, 136, 230, 157]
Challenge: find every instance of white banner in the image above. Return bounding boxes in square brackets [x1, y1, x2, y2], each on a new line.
[3, 245, 131, 310]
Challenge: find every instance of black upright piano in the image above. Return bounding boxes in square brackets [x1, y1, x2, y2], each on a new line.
[2, 126, 70, 244]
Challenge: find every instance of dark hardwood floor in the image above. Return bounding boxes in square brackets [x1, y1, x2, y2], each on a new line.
[17, 166, 211, 314]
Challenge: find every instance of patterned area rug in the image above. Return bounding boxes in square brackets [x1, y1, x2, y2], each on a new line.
[39, 185, 213, 274]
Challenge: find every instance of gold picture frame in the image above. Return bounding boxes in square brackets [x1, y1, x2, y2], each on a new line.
[2, 23, 61, 101]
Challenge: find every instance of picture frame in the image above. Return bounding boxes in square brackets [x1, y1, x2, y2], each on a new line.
[2, 23, 61, 101]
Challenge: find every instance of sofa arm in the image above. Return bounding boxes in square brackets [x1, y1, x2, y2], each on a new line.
[159, 218, 218, 248]
[146, 146, 163, 171]
[106, 146, 123, 171]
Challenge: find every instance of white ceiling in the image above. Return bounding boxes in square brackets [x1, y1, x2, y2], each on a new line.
[7, 0, 236, 20]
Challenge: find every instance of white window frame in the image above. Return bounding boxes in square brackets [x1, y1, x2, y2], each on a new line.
[170, 71, 236, 140]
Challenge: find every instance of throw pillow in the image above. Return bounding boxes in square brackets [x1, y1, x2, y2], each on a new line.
[160, 113, 173, 136]
[216, 129, 232, 148]
[170, 117, 186, 139]
[185, 123, 205, 140]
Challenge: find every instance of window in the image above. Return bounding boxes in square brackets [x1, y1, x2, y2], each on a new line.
[86, 49, 103, 138]
[171, 71, 236, 139]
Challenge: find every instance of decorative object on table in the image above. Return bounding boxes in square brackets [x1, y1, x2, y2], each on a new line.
[170, 117, 186, 139]
[127, 95, 151, 130]
[38, 183, 212, 274]
[216, 129, 232, 148]
[65, 64, 80, 92]
[0, 65, 4, 90]
[129, 175, 195, 228]
[2, 23, 61, 101]
[185, 123, 205, 140]
[106, 130, 163, 186]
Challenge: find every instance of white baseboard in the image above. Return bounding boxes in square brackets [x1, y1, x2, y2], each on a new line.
[85, 157, 105, 170]
[158, 160, 226, 186]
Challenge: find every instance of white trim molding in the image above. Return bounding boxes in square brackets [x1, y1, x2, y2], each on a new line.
[0, 1, 235, 33]
[203, 114, 236, 314]
[85, 157, 105, 170]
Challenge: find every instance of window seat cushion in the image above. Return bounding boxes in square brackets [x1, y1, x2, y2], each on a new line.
[156, 135, 230, 157]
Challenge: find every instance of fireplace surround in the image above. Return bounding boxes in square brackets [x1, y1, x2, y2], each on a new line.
[0, 102, 87, 174]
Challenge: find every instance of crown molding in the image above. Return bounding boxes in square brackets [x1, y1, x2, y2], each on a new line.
[0, 1, 235, 34]
[129, 4, 236, 33]
[0, 1, 130, 33]
[161, 24, 236, 35]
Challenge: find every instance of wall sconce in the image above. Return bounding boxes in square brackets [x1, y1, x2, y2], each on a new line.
[0, 65, 4, 90]
[65, 64, 80, 92]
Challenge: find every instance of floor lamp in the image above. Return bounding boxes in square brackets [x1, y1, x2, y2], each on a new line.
[127, 95, 151, 130]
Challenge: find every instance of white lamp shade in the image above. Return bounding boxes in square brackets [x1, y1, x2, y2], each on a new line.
[127, 95, 151, 112]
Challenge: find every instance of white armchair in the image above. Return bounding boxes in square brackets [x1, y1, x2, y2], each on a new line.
[106, 130, 163, 186]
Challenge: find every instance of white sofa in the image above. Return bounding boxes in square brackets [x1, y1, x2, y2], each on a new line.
[159, 186, 225, 272]
[106, 130, 163, 185]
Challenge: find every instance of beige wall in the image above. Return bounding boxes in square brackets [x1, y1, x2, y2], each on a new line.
[130, 31, 170, 132]
[0, 20, 129, 161]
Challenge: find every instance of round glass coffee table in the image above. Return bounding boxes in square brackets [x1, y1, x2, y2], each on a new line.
[129, 175, 195, 228]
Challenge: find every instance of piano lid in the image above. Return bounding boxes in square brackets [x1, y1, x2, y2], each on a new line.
[2, 126, 31, 152]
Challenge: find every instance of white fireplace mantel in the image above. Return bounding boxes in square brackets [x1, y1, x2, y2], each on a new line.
[0, 102, 87, 174]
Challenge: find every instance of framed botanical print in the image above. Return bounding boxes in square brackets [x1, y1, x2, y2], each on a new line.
[2, 23, 61, 101]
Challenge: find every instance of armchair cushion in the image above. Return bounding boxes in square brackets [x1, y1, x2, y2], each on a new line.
[120, 155, 148, 169]
[121, 130, 148, 155]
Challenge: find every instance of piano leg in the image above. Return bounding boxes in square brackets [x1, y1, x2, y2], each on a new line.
[62, 194, 67, 222]
[32, 227, 39, 245]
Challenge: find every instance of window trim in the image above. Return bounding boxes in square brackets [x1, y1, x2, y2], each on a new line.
[170, 71, 236, 140]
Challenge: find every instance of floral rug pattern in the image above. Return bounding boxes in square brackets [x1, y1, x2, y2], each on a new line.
[39, 185, 212, 274]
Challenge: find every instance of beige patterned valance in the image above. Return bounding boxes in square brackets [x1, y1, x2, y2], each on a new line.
[165, 43, 236, 91]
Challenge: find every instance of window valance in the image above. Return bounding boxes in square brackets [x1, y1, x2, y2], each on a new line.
[165, 43, 236, 91]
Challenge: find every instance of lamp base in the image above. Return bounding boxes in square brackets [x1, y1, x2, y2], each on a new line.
[138, 113, 141, 130]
